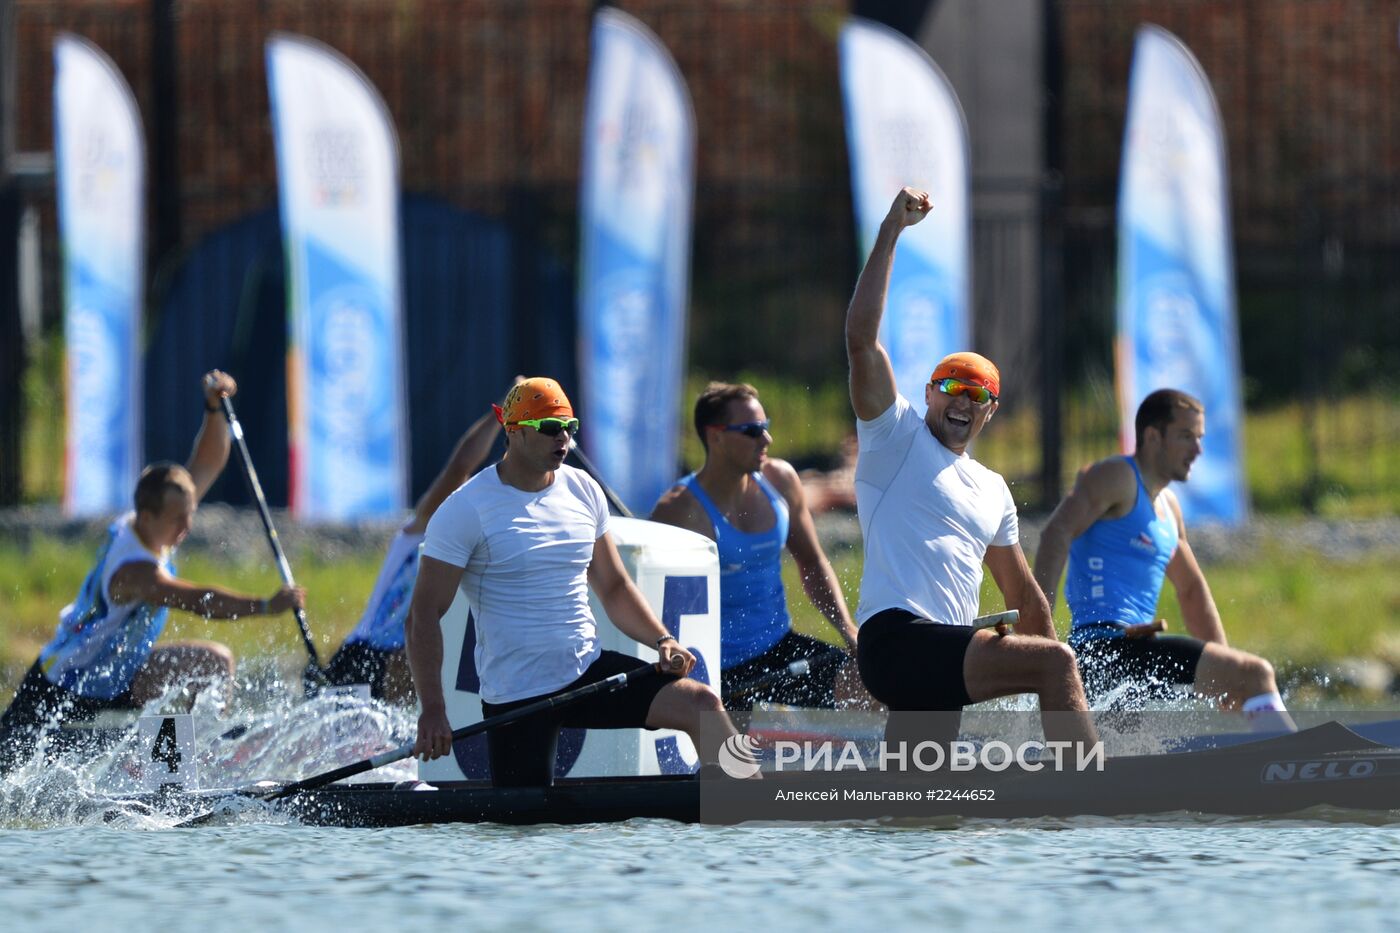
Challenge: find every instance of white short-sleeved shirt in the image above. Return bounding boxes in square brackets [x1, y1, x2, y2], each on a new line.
[422, 463, 609, 703]
[854, 395, 1019, 626]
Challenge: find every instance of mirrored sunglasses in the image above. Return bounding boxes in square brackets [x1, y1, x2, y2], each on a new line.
[932, 378, 997, 405]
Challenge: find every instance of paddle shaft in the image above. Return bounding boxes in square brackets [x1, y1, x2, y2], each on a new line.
[267, 663, 664, 800]
[973, 610, 1020, 630]
[727, 645, 849, 700]
[218, 395, 322, 668]
[566, 441, 634, 518]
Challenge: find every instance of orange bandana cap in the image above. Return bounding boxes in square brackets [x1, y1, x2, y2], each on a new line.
[930, 352, 1001, 399]
[495, 377, 574, 432]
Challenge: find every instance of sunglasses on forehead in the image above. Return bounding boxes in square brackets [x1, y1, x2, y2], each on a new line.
[510, 416, 580, 436]
[720, 419, 771, 439]
[932, 378, 997, 405]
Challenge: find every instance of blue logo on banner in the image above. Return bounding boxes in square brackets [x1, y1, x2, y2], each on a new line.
[582, 225, 680, 515]
[301, 240, 401, 517]
[67, 259, 137, 513]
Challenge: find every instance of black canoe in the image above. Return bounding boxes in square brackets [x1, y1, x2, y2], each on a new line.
[165, 721, 1400, 827]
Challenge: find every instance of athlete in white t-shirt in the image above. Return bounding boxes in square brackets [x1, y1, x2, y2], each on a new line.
[325, 406, 502, 702]
[406, 377, 736, 786]
[0, 371, 305, 773]
[845, 188, 1096, 749]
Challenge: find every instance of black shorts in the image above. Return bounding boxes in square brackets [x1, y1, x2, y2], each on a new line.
[0, 661, 135, 774]
[324, 641, 399, 700]
[721, 630, 846, 711]
[857, 608, 976, 711]
[479, 651, 674, 787]
[1070, 625, 1206, 705]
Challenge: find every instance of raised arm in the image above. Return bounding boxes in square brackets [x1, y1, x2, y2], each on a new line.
[1032, 458, 1136, 611]
[985, 543, 1056, 640]
[407, 555, 468, 760]
[768, 461, 857, 650]
[186, 370, 237, 501]
[845, 188, 932, 421]
[107, 561, 304, 619]
[407, 410, 502, 533]
[588, 533, 694, 676]
[1162, 492, 1227, 645]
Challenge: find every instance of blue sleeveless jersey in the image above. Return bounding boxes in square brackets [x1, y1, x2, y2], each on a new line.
[679, 472, 790, 667]
[1065, 457, 1179, 640]
[39, 517, 174, 699]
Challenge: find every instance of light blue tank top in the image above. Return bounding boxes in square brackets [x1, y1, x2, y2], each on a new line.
[678, 472, 790, 667]
[1066, 457, 1179, 641]
[39, 517, 174, 699]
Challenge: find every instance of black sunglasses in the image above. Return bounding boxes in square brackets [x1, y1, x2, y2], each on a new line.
[721, 420, 770, 439]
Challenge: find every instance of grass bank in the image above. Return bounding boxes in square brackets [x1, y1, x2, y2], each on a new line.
[4, 531, 1396, 705]
[782, 544, 1400, 689]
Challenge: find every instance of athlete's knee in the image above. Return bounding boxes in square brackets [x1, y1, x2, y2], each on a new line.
[1037, 640, 1079, 680]
[679, 678, 725, 714]
[1243, 654, 1276, 690]
[185, 642, 236, 680]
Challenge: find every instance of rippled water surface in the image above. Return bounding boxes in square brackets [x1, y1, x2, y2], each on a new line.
[4, 817, 1400, 932]
[3, 692, 1399, 931]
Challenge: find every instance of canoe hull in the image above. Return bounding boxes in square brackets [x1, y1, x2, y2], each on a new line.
[260, 722, 1400, 827]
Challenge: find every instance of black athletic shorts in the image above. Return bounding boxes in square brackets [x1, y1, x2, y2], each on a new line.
[324, 641, 399, 700]
[1070, 623, 1206, 705]
[0, 660, 135, 774]
[857, 608, 976, 710]
[721, 630, 846, 711]
[479, 650, 674, 787]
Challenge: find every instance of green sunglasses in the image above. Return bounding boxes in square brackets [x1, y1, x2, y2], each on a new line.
[510, 417, 580, 436]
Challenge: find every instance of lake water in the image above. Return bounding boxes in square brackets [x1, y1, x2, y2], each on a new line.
[3, 816, 1399, 931]
[3, 692, 1398, 932]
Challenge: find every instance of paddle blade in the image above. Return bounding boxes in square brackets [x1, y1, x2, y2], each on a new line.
[302, 662, 330, 697]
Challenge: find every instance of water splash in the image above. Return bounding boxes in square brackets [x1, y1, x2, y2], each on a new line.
[0, 680, 417, 829]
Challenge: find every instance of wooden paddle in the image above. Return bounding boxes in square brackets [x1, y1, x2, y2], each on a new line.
[176, 661, 668, 828]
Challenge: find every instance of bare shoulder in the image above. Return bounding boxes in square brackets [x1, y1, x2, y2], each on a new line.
[1160, 486, 1189, 537]
[760, 458, 803, 498]
[650, 484, 711, 536]
[1076, 456, 1137, 501]
[107, 558, 168, 605]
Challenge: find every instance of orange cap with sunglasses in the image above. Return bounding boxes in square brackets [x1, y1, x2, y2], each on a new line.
[495, 377, 574, 432]
[930, 352, 1001, 399]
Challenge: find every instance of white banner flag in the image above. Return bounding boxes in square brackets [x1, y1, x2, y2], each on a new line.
[1118, 25, 1247, 525]
[841, 17, 970, 414]
[55, 34, 145, 516]
[267, 34, 408, 521]
[579, 8, 695, 516]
